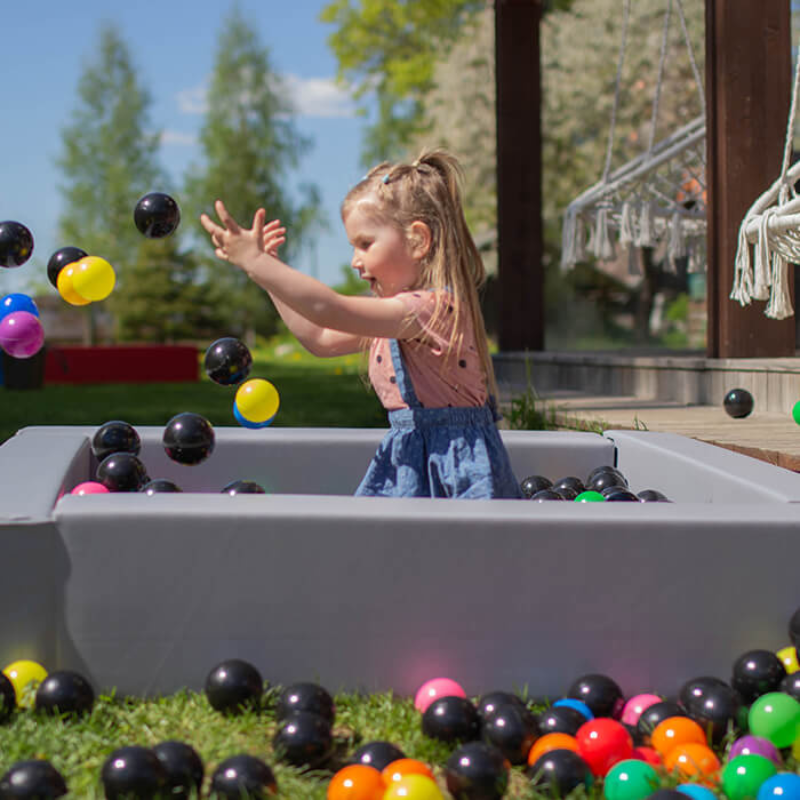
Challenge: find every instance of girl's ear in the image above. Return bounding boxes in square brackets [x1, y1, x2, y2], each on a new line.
[408, 220, 432, 260]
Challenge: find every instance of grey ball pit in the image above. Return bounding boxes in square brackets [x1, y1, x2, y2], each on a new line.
[1, 424, 799, 701]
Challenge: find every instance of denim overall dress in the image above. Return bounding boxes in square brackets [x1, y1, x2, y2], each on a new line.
[355, 339, 523, 499]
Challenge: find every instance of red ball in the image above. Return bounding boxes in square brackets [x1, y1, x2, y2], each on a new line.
[575, 718, 633, 776]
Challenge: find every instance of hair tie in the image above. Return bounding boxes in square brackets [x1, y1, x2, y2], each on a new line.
[382, 173, 391, 184]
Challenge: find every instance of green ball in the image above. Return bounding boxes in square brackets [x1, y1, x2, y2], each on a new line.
[721, 754, 778, 800]
[792, 400, 800, 426]
[748, 692, 800, 748]
[575, 490, 605, 502]
[603, 759, 660, 800]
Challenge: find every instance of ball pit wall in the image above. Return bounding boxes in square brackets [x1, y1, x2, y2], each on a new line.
[1, 425, 799, 701]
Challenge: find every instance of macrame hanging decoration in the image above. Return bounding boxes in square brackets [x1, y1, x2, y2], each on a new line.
[561, 0, 707, 276]
[730, 38, 800, 321]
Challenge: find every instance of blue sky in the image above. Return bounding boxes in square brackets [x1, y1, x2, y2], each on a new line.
[2, 0, 369, 295]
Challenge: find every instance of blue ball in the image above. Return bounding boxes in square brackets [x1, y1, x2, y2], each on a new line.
[678, 784, 719, 800]
[553, 698, 594, 720]
[233, 403, 275, 429]
[757, 774, 800, 800]
[0, 293, 38, 321]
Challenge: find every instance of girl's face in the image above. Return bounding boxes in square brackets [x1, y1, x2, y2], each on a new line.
[344, 199, 422, 297]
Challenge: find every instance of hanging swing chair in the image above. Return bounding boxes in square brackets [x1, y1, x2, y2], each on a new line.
[730, 39, 800, 321]
[560, 0, 707, 275]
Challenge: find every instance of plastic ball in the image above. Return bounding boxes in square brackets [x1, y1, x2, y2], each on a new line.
[676, 784, 718, 800]
[757, 773, 800, 800]
[528, 733, 580, 766]
[235, 378, 280, 425]
[530, 488, 565, 501]
[0, 672, 15, 722]
[520, 474, 552, 498]
[638, 489, 670, 502]
[482, 703, 540, 765]
[603, 758, 659, 800]
[575, 718, 633, 776]
[724, 388, 754, 418]
[204, 337, 253, 386]
[0, 760, 67, 798]
[70, 481, 110, 496]
[350, 742, 406, 772]
[2, 660, 47, 708]
[92, 420, 141, 462]
[0, 221, 34, 267]
[732, 650, 787, 704]
[421, 695, 481, 743]
[477, 690, 527, 720]
[780, 671, 800, 702]
[152, 741, 204, 799]
[134, 192, 181, 238]
[729, 735, 782, 766]
[575, 490, 605, 502]
[414, 677, 466, 713]
[553, 697, 595, 720]
[163, 412, 215, 465]
[631, 746, 661, 767]
[637, 701, 686, 739]
[445, 741, 508, 800]
[568, 673, 625, 719]
[233, 403, 276, 429]
[621, 694, 662, 727]
[56, 264, 91, 306]
[383, 774, 443, 799]
[382, 759, 433, 786]
[96, 453, 149, 492]
[588, 470, 628, 493]
[537, 705, 588, 736]
[209, 754, 277, 798]
[34, 670, 94, 717]
[747, 692, 800, 748]
[651, 716, 707, 759]
[101, 746, 168, 799]
[141, 479, 183, 494]
[276, 682, 335, 724]
[0, 293, 38, 321]
[526, 748, 593, 795]
[204, 658, 263, 714]
[678, 677, 741, 743]
[221, 480, 266, 495]
[327, 764, 385, 800]
[721, 754, 778, 800]
[47, 246, 87, 289]
[792, 401, 800, 427]
[0, 311, 44, 358]
[776, 645, 799, 674]
[663, 742, 720, 781]
[273, 711, 333, 768]
[71, 256, 116, 302]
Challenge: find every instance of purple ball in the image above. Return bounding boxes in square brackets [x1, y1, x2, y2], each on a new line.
[0, 311, 44, 358]
[728, 735, 782, 766]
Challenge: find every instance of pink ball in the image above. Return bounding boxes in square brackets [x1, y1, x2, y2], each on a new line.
[729, 734, 783, 766]
[0, 310, 44, 358]
[621, 693, 663, 726]
[71, 481, 110, 496]
[414, 677, 466, 713]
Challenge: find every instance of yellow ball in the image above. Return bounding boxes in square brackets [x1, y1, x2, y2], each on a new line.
[2, 660, 48, 707]
[235, 379, 280, 424]
[72, 256, 116, 301]
[777, 645, 799, 674]
[383, 775, 444, 800]
[57, 264, 92, 306]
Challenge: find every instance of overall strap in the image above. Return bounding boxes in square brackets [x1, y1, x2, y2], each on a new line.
[388, 339, 423, 409]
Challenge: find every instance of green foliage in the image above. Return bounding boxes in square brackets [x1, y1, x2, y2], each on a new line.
[332, 264, 368, 296]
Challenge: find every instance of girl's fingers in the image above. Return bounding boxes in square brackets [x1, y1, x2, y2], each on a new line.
[264, 219, 282, 231]
[214, 200, 241, 233]
[199, 213, 223, 236]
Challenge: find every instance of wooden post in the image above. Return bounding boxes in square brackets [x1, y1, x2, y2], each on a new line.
[706, 0, 795, 357]
[495, 0, 544, 352]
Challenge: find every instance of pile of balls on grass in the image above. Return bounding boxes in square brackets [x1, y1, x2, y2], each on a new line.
[0, 609, 798, 798]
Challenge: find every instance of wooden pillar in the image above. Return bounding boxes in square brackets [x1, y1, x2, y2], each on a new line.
[495, 0, 544, 352]
[706, 0, 795, 357]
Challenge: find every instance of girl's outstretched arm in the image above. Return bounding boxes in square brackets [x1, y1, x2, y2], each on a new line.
[200, 201, 423, 341]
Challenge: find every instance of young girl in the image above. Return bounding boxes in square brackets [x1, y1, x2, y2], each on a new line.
[200, 149, 522, 499]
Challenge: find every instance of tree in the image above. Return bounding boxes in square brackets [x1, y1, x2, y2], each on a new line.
[183, 7, 320, 345]
[56, 24, 164, 343]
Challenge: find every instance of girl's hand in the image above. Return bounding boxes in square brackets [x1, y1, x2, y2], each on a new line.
[199, 200, 266, 268]
[262, 219, 286, 258]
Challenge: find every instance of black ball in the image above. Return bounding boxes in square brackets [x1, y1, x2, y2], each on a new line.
[679, 677, 742, 743]
[678, 675, 730, 709]
[636, 700, 687, 739]
[553, 486, 579, 500]
[92, 420, 141, 462]
[567, 673, 625, 719]
[520, 475, 552, 498]
[422, 695, 481, 743]
[100, 746, 167, 799]
[779, 670, 800, 701]
[731, 649, 787, 704]
[275, 682, 335, 724]
[477, 691, 527, 721]
[536, 705, 588, 737]
[588, 470, 628, 493]
[724, 388, 754, 419]
[0, 760, 67, 798]
[482, 703, 540, 765]
[349, 741, 405, 772]
[648, 792, 692, 800]
[204, 337, 253, 386]
[273, 711, 333, 768]
[790, 607, 800, 651]
[0, 221, 34, 268]
[140, 479, 182, 495]
[529, 489, 564, 501]
[445, 741, 509, 800]
[35, 670, 94, 717]
[96, 452, 149, 492]
[553, 476, 585, 495]
[209, 754, 276, 799]
[152, 741, 204, 799]
[221, 480, 266, 496]
[0, 672, 15, 723]
[47, 247, 87, 289]
[637, 489, 670, 502]
[586, 465, 625, 485]
[204, 658, 263, 714]
[526, 749, 593, 795]
[603, 487, 640, 502]
[134, 193, 181, 239]
[163, 413, 215, 466]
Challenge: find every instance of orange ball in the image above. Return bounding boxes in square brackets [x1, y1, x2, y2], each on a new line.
[651, 716, 707, 759]
[382, 759, 434, 785]
[527, 733, 580, 766]
[327, 764, 386, 800]
[57, 264, 91, 306]
[663, 742, 721, 781]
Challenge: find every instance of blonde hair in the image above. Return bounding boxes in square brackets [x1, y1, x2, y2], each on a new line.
[342, 148, 499, 403]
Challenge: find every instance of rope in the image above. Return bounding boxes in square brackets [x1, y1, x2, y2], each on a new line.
[779, 41, 800, 185]
[674, 0, 705, 119]
[647, 0, 673, 155]
[601, 0, 632, 184]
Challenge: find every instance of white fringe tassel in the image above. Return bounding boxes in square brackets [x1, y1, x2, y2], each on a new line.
[592, 207, 616, 261]
[634, 200, 656, 248]
[766, 252, 794, 319]
[730, 220, 754, 305]
[752, 210, 774, 301]
[666, 211, 686, 272]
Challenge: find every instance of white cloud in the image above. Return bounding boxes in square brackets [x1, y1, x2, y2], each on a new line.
[160, 129, 197, 147]
[176, 85, 208, 115]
